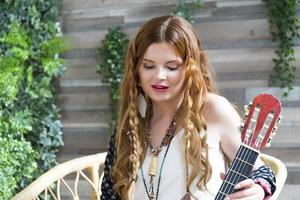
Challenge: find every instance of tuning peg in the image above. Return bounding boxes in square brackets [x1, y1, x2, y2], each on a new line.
[243, 112, 249, 121]
[266, 138, 272, 148]
[239, 124, 244, 131]
[270, 131, 276, 137]
[244, 101, 253, 112]
[244, 105, 249, 112]
[272, 125, 279, 132]
[277, 116, 282, 124]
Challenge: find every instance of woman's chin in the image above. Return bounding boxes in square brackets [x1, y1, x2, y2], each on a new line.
[150, 96, 172, 103]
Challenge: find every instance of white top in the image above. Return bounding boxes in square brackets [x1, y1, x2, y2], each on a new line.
[134, 126, 226, 200]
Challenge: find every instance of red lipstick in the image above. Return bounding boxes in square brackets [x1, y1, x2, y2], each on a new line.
[151, 84, 169, 92]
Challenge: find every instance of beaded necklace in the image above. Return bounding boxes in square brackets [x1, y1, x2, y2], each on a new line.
[141, 116, 177, 200]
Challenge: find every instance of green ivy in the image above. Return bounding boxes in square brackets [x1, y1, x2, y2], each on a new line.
[0, 137, 37, 200]
[263, 0, 300, 97]
[171, 0, 204, 23]
[0, 0, 64, 198]
[0, 22, 38, 200]
[97, 27, 129, 130]
[0, 22, 26, 105]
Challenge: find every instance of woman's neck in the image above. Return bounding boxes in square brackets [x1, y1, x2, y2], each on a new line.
[150, 95, 183, 126]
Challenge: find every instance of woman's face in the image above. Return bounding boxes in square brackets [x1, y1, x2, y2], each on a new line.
[138, 42, 185, 104]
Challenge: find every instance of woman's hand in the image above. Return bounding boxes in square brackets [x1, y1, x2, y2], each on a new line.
[224, 178, 265, 200]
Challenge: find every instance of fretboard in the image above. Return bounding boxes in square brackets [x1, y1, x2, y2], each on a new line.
[214, 144, 259, 200]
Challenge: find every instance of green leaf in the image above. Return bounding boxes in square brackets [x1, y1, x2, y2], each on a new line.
[265, 0, 298, 97]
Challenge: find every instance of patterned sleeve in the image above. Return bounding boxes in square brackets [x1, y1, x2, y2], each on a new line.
[100, 134, 121, 200]
[250, 165, 276, 200]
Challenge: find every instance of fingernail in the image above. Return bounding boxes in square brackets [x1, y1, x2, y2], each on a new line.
[234, 183, 240, 189]
[224, 197, 230, 200]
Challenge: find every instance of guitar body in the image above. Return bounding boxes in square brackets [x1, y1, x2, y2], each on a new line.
[214, 94, 281, 200]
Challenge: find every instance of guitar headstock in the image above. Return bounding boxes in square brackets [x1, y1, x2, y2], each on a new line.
[241, 94, 282, 151]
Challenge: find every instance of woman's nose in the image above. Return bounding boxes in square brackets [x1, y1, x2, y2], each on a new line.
[156, 67, 167, 80]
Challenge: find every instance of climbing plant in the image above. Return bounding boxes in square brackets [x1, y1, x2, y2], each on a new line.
[263, 0, 300, 97]
[0, 22, 38, 200]
[0, 0, 65, 198]
[171, 0, 205, 23]
[97, 27, 129, 130]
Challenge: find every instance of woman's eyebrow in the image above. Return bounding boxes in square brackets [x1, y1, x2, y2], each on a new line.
[142, 58, 154, 63]
[165, 60, 181, 64]
[143, 58, 181, 64]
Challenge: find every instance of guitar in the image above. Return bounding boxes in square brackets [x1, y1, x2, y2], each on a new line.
[214, 94, 282, 200]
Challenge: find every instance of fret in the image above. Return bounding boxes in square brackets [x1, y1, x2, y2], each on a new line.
[215, 145, 259, 200]
[215, 94, 282, 200]
[227, 169, 248, 179]
[234, 157, 254, 167]
[219, 191, 227, 196]
[236, 145, 258, 160]
[239, 144, 259, 153]
[230, 157, 253, 178]
[222, 170, 244, 191]
[223, 180, 235, 187]
[229, 146, 257, 176]
[236, 151, 258, 163]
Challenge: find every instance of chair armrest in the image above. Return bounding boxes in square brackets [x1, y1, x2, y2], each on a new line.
[260, 153, 287, 200]
[12, 152, 107, 200]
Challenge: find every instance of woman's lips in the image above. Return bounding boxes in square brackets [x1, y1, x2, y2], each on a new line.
[151, 85, 169, 92]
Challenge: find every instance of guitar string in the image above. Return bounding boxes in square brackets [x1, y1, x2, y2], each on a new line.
[215, 99, 279, 199]
[215, 147, 244, 199]
[216, 146, 245, 198]
[222, 146, 253, 195]
[216, 146, 247, 198]
[225, 146, 253, 193]
[215, 146, 249, 199]
[221, 146, 256, 197]
[215, 145, 253, 199]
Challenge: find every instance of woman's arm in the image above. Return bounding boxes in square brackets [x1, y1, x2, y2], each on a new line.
[203, 94, 275, 200]
[204, 94, 265, 169]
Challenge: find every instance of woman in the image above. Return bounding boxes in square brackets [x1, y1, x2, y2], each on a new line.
[100, 15, 276, 200]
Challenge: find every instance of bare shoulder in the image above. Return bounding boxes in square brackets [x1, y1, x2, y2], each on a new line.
[204, 93, 243, 161]
[203, 93, 241, 124]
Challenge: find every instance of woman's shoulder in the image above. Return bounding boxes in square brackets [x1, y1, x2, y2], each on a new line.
[205, 93, 229, 107]
[203, 93, 240, 124]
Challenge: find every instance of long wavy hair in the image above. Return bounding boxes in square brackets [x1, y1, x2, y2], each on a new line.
[112, 15, 218, 199]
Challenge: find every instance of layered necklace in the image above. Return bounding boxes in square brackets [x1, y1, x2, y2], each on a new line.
[141, 116, 177, 200]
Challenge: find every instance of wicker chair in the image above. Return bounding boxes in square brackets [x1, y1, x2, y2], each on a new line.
[11, 153, 107, 200]
[260, 153, 287, 200]
[12, 153, 286, 200]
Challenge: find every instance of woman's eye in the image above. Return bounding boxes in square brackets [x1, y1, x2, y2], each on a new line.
[167, 66, 178, 71]
[143, 64, 154, 69]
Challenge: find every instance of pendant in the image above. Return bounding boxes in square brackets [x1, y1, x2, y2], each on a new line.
[149, 155, 158, 176]
[181, 193, 191, 200]
[149, 191, 155, 200]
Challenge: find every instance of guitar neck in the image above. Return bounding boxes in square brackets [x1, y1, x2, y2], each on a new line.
[215, 144, 259, 200]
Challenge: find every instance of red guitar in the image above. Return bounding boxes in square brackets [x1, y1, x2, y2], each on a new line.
[215, 94, 282, 200]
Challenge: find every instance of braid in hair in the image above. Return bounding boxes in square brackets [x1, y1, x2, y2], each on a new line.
[112, 39, 143, 199]
[128, 85, 142, 182]
[182, 58, 212, 198]
[183, 73, 195, 197]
